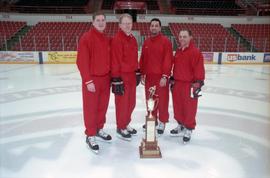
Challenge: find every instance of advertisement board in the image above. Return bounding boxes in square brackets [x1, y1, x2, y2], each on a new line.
[222, 53, 264, 64]
[263, 53, 270, 63]
[43, 51, 77, 63]
[0, 51, 39, 63]
[202, 52, 219, 64]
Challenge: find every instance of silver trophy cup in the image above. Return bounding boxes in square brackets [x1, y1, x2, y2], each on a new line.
[147, 86, 157, 118]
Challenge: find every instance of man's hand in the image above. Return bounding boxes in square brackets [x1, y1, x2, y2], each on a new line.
[159, 77, 167, 87]
[86, 82, 96, 92]
[191, 80, 204, 98]
[141, 75, 145, 85]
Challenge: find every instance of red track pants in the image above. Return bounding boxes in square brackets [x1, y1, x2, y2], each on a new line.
[115, 72, 136, 129]
[172, 80, 198, 129]
[82, 74, 110, 136]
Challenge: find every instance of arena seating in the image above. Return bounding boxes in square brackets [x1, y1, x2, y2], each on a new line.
[144, 0, 159, 10]
[15, 0, 88, 6]
[169, 23, 246, 52]
[244, 0, 270, 15]
[12, 22, 91, 51]
[133, 22, 151, 36]
[104, 22, 119, 37]
[104, 22, 151, 37]
[170, 0, 245, 15]
[102, 0, 159, 11]
[0, 21, 26, 49]
[102, 0, 116, 10]
[11, 22, 151, 51]
[13, 0, 89, 14]
[232, 24, 270, 52]
[6, 21, 269, 52]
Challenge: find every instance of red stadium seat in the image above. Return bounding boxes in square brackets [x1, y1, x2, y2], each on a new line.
[0, 21, 26, 49]
[232, 24, 270, 52]
[168, 23, 246, 52]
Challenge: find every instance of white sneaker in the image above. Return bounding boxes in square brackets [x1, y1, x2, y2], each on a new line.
[86, 136, 99, 154]
[183, 129, 192, 144]
[127, 125, 137, 135]
[96, 129, 112, 142]
[117, 129, 132, 141]
[170, 124, 185, 137]
[157, 122, 165, 135]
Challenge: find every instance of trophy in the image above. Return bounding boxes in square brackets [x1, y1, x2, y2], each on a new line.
[139, 86, 162, 158]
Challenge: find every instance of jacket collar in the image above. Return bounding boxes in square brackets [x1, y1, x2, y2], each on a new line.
[150, 33, 162, 41]
[91, 26, 105, 37]
[118, 29, 133, 40]
[179, 40, 195, 51]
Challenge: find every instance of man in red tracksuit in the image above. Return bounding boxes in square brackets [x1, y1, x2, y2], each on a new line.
[111, 13, 140, 141]
[77, 12, 112, 153]
[139, 18, 173, 135]
[170, 29, 205, 144]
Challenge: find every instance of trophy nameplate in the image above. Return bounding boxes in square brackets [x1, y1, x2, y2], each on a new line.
[146, 118, 155, 142]
[139, 86, 162, 158]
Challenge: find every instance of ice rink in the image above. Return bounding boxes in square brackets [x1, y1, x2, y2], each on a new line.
[0, 64, 269, 178]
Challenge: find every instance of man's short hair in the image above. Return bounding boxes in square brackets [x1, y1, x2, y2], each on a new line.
[92, 11, 106, 21]
[179, 29, 193, 36]
[119, 13, 133, 23]
[150, 18, 161, 26]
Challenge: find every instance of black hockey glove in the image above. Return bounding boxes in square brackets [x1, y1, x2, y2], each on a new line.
[112, 77, 124, 95]
[191, 80, 204, 98]
[135, 69, 141, 86]
[169, 76, 175, 91]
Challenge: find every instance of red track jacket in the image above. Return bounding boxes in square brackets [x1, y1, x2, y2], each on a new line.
[111, 29, 139, 77]
[77, 27, 110, 83]
[173, 42, 205, 82]
[140, 33, 173, 77]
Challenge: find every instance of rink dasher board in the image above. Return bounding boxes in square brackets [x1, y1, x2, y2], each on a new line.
[0, 51, 270, 64]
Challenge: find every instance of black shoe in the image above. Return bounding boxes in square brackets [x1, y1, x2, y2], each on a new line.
[127, 125, 137, 135]
[96, 129, 112, 142]
[86, 136, 99, 154]
[117, 128, 131, 141]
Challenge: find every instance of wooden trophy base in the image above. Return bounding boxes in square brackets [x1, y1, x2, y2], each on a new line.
[139, 139, 162, 158]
